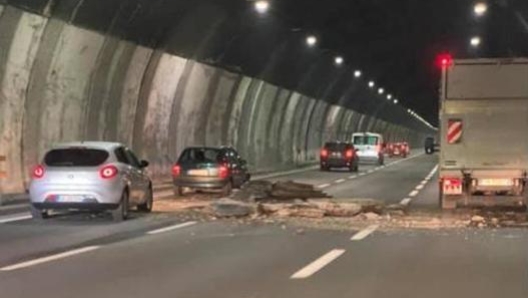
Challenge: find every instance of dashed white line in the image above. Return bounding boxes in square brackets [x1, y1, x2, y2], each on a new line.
[351, 224, 379, 241]
[415, 184, 424, 190]
[317, 183, 331, 189]
[400, 198, 412, 206]
[290, 249, 346, 279]
[348, 175, 357, 179]
[0, 213, 32, 224]
[335, 179, 345, 184]
[408, 190, 419, 197]
[147, 221, 197, 235]
[0, 246, 100, 271]
[367, 170, 374, 174]
[420, 180, 428, 185]
[359, 173, 366, 176]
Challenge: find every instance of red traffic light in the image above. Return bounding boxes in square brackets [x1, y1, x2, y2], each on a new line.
[436, 53, 453, 68]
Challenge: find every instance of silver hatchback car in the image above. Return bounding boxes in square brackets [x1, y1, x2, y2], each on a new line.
[29, 142, 153, 221]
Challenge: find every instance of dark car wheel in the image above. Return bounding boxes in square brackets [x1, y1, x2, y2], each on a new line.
[222, 181, 232, 197]
[112, 191, 129, 222]
[138, 186, 153, 213]
[174, 186, 184, 198]
[30, 205, 49, 220]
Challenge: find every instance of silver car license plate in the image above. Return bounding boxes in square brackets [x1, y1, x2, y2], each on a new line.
[57, 195, 85, 203]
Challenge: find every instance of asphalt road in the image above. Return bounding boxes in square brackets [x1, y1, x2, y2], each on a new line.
[1, 152, 528, 297]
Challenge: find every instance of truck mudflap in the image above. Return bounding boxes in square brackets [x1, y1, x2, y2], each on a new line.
[439, 169, 528, 209]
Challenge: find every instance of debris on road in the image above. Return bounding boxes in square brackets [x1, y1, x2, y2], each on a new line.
[153, 180, 528, 231]
[231, 180, 330, 202]
[211, 199, 256, 218]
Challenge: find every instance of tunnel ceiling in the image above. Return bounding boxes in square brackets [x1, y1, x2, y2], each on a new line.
[6, 0, 528, 126]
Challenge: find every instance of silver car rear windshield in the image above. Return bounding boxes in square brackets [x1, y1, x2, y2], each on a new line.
[44, 148, 109, 167]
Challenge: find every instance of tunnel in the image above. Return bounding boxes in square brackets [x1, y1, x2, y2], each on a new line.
[0, 0, 435, 194]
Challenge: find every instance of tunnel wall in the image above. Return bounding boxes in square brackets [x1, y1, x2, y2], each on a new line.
[0, 4, 432, 193]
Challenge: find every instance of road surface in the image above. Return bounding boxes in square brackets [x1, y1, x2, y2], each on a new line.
[0, 153, 527, 298]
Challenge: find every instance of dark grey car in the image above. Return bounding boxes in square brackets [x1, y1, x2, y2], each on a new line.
[172, 147, 250, 196]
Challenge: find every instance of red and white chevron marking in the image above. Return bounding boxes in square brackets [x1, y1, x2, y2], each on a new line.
[447, 119, 462, 144]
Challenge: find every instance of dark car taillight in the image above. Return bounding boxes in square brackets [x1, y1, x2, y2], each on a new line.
[320, 149, 329, 158]
[345, 149, 354, 159]
[219, 166, 229, 179]
[32, 165, 45, 179]
[100, 165, 118, 179]
[172, 165, 181, 177]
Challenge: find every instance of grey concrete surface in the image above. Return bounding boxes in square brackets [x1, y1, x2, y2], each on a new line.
[0, 152, 527, 297]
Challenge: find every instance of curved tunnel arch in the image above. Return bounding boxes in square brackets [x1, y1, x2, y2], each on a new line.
[0, 0, 434, 193]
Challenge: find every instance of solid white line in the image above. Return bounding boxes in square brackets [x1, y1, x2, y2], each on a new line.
[409, 190, 419, 197]
[400, 198, 412, 206]
[290, 249, 346, 279]
[349, 175, 357, 179]
[351, 224, 379, 241]
[335, 179, 345, 184]
[317, 183, 331, 189]
[0, 213, 32, 224]
[147, 221, 197, 235]
[415, 184, 424, 190]
[0, 246, 100, 271]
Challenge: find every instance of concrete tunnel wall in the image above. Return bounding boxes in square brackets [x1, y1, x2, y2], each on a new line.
[0, 3, 434, 194]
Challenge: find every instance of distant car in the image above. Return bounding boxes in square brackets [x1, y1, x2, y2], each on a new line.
[388, 142, 409, 158]
[352, 132, 385, 165]
[29, 142, 153, 222]
[320, 141, 359, 172]
[172, 147, 250, 197]
[425, 137, 435, 154]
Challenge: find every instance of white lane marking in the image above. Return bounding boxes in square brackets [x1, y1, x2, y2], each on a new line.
[290, 249, 346, 279]
[420, 180, 428, 185]
[0, 213, 32, 224]
[409, 190, 419, 197]
[0, 246, 100, 271]
[367, 170, 374, 174]
[400, 198, 412, 206]
[317, 183, 331, 189]
[147, 221, 197, 235]
[359, 173, 366, 176]
[415, 184, 424, 190]
[349, 175, 357, 179]
[335, 179, 345, 184]
[351, 224, 379, 241]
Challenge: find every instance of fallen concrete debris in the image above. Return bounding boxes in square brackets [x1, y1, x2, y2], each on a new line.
[211, 199, 256, 218]
[231, 180, 330, 202]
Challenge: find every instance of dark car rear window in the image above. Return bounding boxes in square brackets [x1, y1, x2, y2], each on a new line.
[44, 148, 109, 167]
[324, 143, 349, 151]
[178, 148, 222, 164]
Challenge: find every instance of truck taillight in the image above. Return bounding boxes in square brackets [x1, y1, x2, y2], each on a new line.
[32, 165, 45, 179]
[219, 166, 229, 179]
[443, 177, 462, 187]
[100, 165, 118, 179]
[172, 165, 181, 177]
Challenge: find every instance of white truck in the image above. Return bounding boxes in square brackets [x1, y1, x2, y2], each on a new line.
[439, 58, 528, 209]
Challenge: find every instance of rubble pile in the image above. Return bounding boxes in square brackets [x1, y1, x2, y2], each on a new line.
[230, 181, 330, 202]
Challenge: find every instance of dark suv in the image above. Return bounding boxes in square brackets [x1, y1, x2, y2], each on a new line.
[172, 147, 250, 196]
[320, 142, 359, 172]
